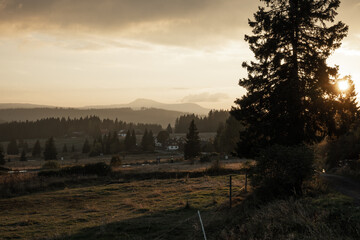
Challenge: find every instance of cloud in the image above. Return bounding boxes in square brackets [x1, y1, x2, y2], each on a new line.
[181, 92, 229, 103]
[0, 0, 257, 47]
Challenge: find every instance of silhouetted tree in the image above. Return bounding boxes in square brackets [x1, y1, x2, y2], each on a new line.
[184, 120, 201, 159]
[82, 138, 91, 154]
[166, 124, 173, 134]
[0, 144, 5, 165]
[110, 131, 121, 154]
[231, 0, 355, 156]
[157, 130, 170, 146]
[131, 130, 137, 150]
[214, 116, 244, 154]
[43, 137, 57, 160]
[7, 139, 19, 155]
[32, 140, 41, 157]
[20, 149, 27, 161]
[141, 129, 148, 151]
[124, 130, 136, 152]
[71, 144, 75, 153]
[62, 144, 68, 153]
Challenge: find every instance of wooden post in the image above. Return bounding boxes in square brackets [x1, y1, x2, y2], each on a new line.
[229, 175, 232, 208]
[245, 171, 248, 193]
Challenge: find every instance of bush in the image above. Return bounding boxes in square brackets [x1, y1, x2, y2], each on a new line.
[205, 159, 224, 174]
[39, 162, 111, 177]
[110, 155, 122, 168]
[42, 161, 60, 170]
[251, 145, 314, 196]
[200, 155, 211, 163]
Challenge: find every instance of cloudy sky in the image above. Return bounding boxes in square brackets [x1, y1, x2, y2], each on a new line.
[0, 0, 359, 109]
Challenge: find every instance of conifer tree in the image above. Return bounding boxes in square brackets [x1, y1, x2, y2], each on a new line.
[147, 130, 155, 152]
[32, 140, 41, 157]
[131, 130, 137, 150]
[7, 139, 19, 155]
[71, 144, 75, 153]
[20, 149, 27, 161]
[141, 129, 149, 151]
[184, 120, 201, 159]
[82, 138, 91, 154]
[62, 144, 68, 153]
[43, 137, 57, 160]
[166, 124, 173, 134]
[124, 130, 132, 151]
[231, 0, 357, 156]
[0, 144, 5, 165]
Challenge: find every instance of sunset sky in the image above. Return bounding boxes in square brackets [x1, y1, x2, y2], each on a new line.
[0, 0, 359, 109]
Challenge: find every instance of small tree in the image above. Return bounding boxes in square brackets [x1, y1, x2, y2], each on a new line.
[110, 155, 122, 168]
[32, 140, 41, 157]
[62, 144, 68, 153]
[7, 139, 19, 155]
[141, 129, 149, 151]
[157, 130, 170, 146]
[124, 130, 134, 151]
[71, 144, 75, 153]
[82, 138, 91, 154]
[43, 137, 57, 160]
[0, 145, 5, 165]
[131, 130, 137, 150]
[166, 124, 173, 134]
[184, 120, 201, 159]
[20, 149, 27, 161]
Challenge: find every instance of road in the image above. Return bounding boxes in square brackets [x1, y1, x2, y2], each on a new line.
[321, 173, 360, 204]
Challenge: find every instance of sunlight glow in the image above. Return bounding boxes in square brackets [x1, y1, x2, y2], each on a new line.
[338, 80, 350, 92]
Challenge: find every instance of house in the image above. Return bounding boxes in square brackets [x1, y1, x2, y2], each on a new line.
[167, 145, 179, 151]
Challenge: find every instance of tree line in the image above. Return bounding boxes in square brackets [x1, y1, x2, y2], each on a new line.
[0, 116, 163, 141]
[174, 110, 229, 133]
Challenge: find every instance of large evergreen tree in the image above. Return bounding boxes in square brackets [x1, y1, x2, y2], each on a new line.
[231, 0, 357, 156]
[43, 137, 57, 160]
[184, 120, 201, 159]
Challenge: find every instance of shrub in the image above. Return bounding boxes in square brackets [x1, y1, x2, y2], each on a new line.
[39, 162, 111, 177]
[110, 155, 122, 168]
[42, 161, 60, 170]
[205, 159, 224, 174]
[251, 145, 314, 196]
[200, 155, 211, 163]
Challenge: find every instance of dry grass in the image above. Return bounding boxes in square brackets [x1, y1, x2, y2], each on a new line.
[0, 173, 246, 239]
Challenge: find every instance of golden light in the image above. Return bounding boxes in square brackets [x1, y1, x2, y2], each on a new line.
[337, 80, 349, 92]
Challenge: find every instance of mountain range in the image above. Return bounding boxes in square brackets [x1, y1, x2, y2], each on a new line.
[0, 99, 211, 126]
[0, 99, 210, 115]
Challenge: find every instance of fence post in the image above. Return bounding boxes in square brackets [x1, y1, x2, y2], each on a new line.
[198, 210, 207, 240]
[229, 175, 232, 208]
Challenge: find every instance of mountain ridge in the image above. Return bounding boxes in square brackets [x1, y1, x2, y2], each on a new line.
[0, 99, 210, 115]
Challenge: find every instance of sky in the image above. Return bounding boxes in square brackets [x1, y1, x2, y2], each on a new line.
[0, 0, 359, 110]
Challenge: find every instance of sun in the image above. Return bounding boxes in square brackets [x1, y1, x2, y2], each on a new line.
[337, 80, 349, 92]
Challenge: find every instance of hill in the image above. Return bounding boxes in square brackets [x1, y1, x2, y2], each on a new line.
[83, 98, 210, 115]
[0, 103, 54, 109]
[0, 108, 184, 127]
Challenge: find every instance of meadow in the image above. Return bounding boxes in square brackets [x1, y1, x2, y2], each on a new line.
[0, 156, 247, 240]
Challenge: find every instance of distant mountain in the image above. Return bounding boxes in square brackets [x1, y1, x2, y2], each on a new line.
[83, 98, 210, 115]
[0, 103, 55, 109]
[0, 108, 185, 127]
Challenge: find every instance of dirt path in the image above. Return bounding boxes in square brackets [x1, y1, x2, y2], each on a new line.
[321, 173, 360, 204]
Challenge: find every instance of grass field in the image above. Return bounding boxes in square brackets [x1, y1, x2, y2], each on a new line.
[0, 171, 246, 239]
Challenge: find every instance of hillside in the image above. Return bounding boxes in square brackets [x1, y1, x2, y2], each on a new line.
[83, 98, 210, 115]
[0, 108, 185, 127]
